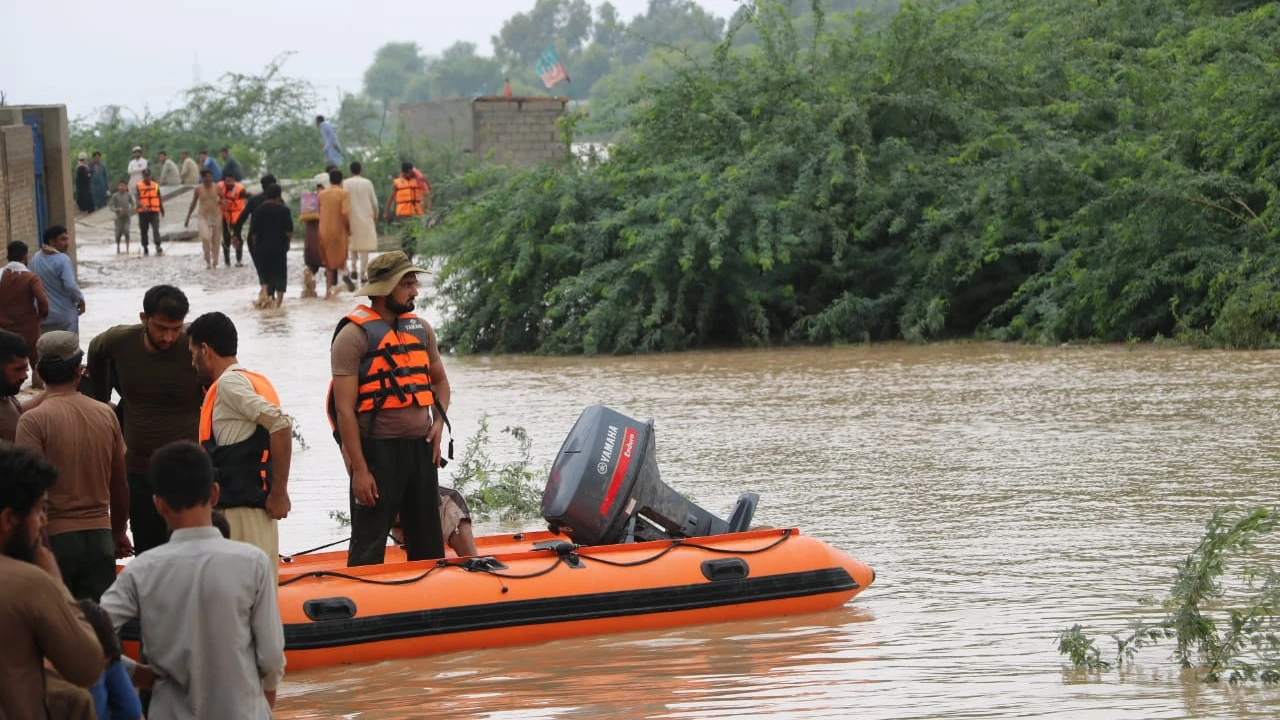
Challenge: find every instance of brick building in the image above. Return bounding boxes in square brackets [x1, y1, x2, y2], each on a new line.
[0, 105, 76, 266]
[397, 96, 569, 168]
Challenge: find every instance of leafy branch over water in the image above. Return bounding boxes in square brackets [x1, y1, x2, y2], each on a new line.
[1059, 507, 1280, 683]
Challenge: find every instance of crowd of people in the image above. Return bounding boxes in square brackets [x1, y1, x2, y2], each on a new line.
[0, 240, 479, 716]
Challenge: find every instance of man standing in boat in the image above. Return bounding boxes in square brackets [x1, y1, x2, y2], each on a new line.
[188, 311, 292, 568]
[328, 251, 451, 566]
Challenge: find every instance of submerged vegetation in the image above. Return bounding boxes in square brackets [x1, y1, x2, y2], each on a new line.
[1059, 507, 1280, 683]
[422, 0, 1280, 354]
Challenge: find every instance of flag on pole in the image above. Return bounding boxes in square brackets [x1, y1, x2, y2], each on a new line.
[535, 45, 570, 89]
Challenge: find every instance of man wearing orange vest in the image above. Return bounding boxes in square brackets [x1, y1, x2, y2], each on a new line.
[328, 251, 452, 566]
[188, 311, 293, 565]
[133, 168, 165, 256]
[219, 175, 248, 267]
[382, 163, 430, 261]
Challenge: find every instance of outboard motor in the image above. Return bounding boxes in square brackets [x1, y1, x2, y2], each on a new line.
[541, 405, 758, 546]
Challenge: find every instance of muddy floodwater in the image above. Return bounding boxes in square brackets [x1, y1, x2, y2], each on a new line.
[65, 234, 1280, 718]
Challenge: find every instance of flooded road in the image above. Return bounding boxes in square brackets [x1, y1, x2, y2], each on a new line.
[69, 232, 1280, 718]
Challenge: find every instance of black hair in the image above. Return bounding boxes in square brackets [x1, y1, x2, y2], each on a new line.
[211, 510, 231, 539]
[198, 149, 208, 155]
[76, 599, 122, 662]
[92, 151, 101, 157]
[220, 147, 229, 153]
[42, 225, 67, 244]
[349, 161, 362, 175]
[401, 161, 413, 173]
[157, 150, 167, 156]
[201, 169, 212, 178]
[260, 173, 277, 187]
[0, 330, 28, 365]
[329, 169, 343, 185]
[141, 284, 190, 321]
[37, 355, 80, 386]
[0, 444, 57, 519]
[187, 311, 237, 357]
[266, 184, 283, 200]
[315, 115, 325, 124]
[324, 164, 338, 173]
[6, 241, 27, 262]
[148, 441, 214, 510]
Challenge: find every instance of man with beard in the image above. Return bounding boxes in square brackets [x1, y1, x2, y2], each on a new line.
[188, 311, 292, 567]
[0, 444, 105, 719]
[87, 285, 202, 553]
[0, 329, 30, 441]
[328, 251, 452, 566]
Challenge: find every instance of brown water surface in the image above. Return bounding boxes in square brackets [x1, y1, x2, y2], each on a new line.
[69, 234, 1280, 718]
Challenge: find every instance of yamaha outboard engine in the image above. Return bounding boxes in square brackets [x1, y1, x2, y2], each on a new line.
[541, 405, 758, 545]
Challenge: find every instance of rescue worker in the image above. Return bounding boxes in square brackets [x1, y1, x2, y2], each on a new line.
[134, 169, 164, 256]
[328, 251, 452, 566]
[382, 163, 428, 261]
[219, 174, 248, 267]
[188, 311, 292, 566]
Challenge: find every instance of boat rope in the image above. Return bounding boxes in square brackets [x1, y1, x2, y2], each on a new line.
[277, 530, 794, 586]
[282, 536, 351, 559]
[578, 529, 793, 568]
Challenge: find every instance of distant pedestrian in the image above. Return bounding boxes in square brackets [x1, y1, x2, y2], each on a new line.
[16, 331, 132, 601]
[318, 169, 352, 299]
[178, 151, 200, 185]
[87, 285, 202, 554]
[0, 242, 48, 388]
[184, 170, 223, 270]
[156, 151, 180, 186]
[219, 147, 244, 182]
[384, 162, 428, 260]
[133, 169, 164, 256]
[126, 146, 147, 194]
[75, 153, 94, 214]
[234, 174, 277, 306]
[299, 184, 322, 299]
[317, 115, 343, 166]
[106, 180, 134, 254]
[198, 150, 222, 182]
[29, 225, 85, 336]
[248, 184, 293, 307]
[219, 174, 248, 267]
[345, 161, 379, 284]
[89, 152, 109, 209]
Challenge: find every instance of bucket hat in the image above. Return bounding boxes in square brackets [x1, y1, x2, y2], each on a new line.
[354, 251, 430, 297]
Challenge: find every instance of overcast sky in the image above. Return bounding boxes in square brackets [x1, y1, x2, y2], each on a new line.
[1, 0, 745, 121]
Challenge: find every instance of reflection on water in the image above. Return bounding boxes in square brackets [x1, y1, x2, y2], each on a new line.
[71, 236, 1280, 718]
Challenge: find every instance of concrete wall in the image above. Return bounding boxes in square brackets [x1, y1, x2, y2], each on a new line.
[397, 96, 569, 168]
[0, 105, 76, 267]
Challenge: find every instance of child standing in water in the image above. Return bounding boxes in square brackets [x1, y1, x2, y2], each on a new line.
[106, 181, 134, 254]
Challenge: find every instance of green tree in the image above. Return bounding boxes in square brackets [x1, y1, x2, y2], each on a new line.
[363, 42, 428, 101]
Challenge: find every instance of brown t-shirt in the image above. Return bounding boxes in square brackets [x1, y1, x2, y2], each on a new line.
[87, 324, 203, 472]
[0, 395, 20, 442]
[330, 319, 433, 439]
[16, 391, 125, 535]
[0, 555, 104, 719]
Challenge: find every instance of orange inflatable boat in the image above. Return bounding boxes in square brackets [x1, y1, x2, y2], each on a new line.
[122, 405, 876, 669]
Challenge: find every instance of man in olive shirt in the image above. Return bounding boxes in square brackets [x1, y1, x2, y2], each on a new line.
[87, 285, 203, 553]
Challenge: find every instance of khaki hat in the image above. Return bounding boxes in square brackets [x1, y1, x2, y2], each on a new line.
[131, 145, 142, 152]
[355, 252, 429, 297]
[77, 152, 88, 161]
[37, 331, 82, 363]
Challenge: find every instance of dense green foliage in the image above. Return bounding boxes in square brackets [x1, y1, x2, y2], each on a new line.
[360, 0, 887, 105]
[419, 0, 1280, 353]
[1060, 507, 1280, 683]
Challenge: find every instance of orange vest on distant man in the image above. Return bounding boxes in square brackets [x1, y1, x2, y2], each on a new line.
[220, 181, 247, 226]
[136, 181, 161, 213]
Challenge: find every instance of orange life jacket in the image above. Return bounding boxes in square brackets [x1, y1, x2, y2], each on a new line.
[220, 182, 246, 225]
[325, 305, 453, 460]
[136, 181, 160, 213]
[199, 368, 282, 509]
[393, 177, 424, 217]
